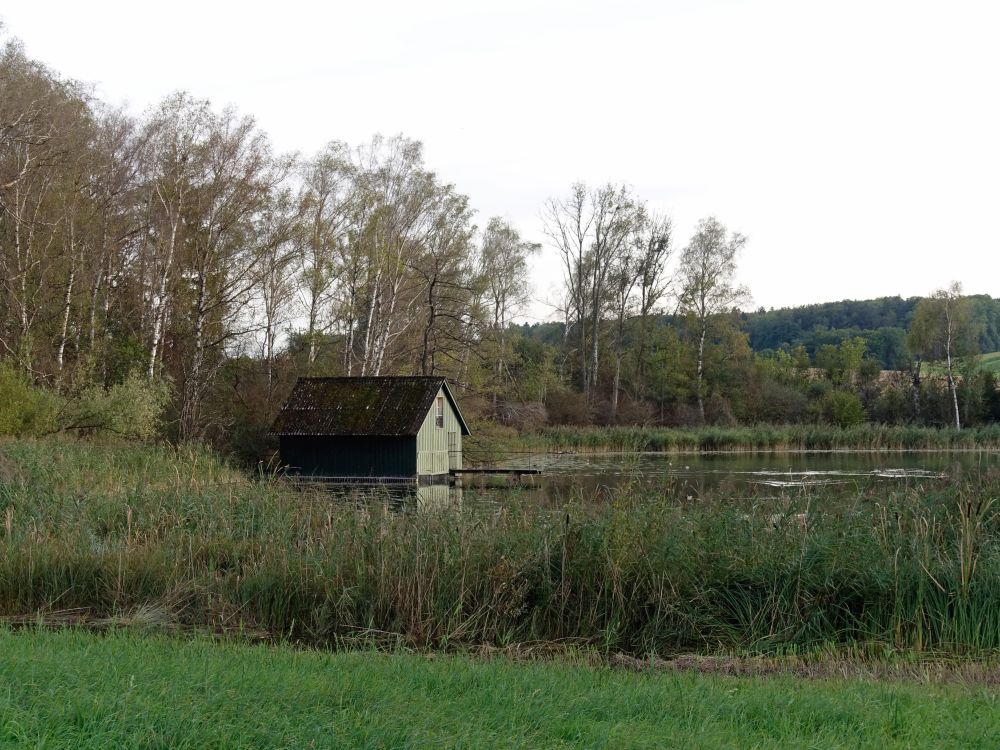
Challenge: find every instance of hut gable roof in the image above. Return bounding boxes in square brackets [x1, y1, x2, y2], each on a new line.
[271, 376, 470, 437]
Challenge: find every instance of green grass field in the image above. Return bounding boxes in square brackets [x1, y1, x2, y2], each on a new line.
[922, 352, 1000, 376]
[1, 628, 999, 749]
[982, 352, 1000, 374]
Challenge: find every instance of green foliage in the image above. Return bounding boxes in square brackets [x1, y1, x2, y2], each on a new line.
[739, 378, 808, 424]
[909, 287, 979, 366]
[871, 385, 913, 424]
[816, 337, 867, 386]
[59, 374, 171, 440]
[983, 371, 1000, 422]
[816, 390, 866, 427]
[744, 296, 1000, 368]
[982, 352, 1000, 373]
[0, 363, 57, 436]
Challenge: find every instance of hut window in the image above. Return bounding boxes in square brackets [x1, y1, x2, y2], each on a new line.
[435, 396, 444, 427]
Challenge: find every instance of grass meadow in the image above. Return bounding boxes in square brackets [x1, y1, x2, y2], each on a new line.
[980, 352, 1000, 374]
[1, 628, 999, 749]
[924, 352, 1000, 377]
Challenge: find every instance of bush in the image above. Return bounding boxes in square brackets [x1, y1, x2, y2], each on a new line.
[59, 374, 171, 441]
[871, 384, 913, 424]
[0, 363, 58, 436]
[614, 396, 655, 426]
[545, 387, 591, 425]
[496, 401, 548, 431]
[705, 392, 737, 426]
[740, 379, 808, 423]
[817, 390, 866, 428]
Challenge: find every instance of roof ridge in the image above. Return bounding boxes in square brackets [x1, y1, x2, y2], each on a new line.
[270, 376, 468, 437]
[296, 375, 445, 380]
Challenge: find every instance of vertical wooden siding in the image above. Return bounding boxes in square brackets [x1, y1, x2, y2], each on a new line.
[416, 387, 463, 475]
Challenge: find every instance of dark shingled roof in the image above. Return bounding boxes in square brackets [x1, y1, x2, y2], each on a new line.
[270, 377, 471, 437]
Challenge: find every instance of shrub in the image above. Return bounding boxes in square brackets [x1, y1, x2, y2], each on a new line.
[740, 379, 808, 423]
[59, 374, 171, 441]
[0, 363, 58, 436]
[817, 390, 866, 428]
[545, 387, 591, 425]
[614, 396, 655, 426]
[705, 392, 737, 426]
[871, 384, 912, 424]
[496, 401, 548, 431]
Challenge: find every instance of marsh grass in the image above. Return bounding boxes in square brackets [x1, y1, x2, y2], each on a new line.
[515, 424, 1000, 453]
[2, 437, 1000, 657]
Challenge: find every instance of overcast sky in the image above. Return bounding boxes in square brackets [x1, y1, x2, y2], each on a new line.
[4, 0, 998, 321]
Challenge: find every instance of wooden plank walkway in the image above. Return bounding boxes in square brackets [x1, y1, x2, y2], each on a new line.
[287, 475, 418, 486]
[449, 468, 541, 476]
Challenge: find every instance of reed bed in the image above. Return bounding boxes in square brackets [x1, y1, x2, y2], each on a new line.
[2, 437, 1000, 657]
[517, 424, 1000, 453]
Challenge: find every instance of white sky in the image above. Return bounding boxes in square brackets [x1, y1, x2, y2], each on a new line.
[3, 0, 998, 322]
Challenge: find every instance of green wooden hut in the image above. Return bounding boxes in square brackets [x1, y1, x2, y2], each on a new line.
[271, 376, 470, 481]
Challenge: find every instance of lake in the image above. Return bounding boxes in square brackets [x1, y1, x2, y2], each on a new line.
[387, 450, 1000, 509]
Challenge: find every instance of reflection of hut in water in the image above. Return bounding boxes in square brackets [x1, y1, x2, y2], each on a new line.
[271, 376, 470, 482]
[415, 482, 461, 510]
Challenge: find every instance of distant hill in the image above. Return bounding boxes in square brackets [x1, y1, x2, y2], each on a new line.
[743, 295, 1000, 368]
[518, 295, 1000, 370]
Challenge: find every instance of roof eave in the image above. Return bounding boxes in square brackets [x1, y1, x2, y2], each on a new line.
[440, 380, 472, 436]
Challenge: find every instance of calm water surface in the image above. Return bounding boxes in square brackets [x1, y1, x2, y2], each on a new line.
[349, 451, 1000, 509]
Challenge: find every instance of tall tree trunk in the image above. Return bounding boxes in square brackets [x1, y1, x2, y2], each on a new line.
[579, 302, 588, 398]
[611, 352, 622, 422]
[147, 212, 180, 381]
[420, 277, 437, 375]
[946, 342, 960, 429]
[181, 274, 208, 441]
[343, 282, 357, 376]
[306, 289, 319, 371]
[87, 254, 104, 350]
[56, 264, 75, 374]
[696, 320, 707, 425]
[911, 357, 922, 423]
[359, 267, 382, 376]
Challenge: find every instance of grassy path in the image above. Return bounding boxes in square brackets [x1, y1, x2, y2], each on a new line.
[1, 629, 999, 748]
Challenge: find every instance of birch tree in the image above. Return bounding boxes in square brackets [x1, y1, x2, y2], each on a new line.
[296, 142, 353, 370]
[677, 217, 750, 424]
[908, 282, 976, 429]
[139, 94, 212, 383]
[543, 183, 592, 396]
[477, 217, 540, 403]
[607, 212, 672, 418]
[350, 135, 439, 376]
[0, 41, 89, 373]
[175, 105, 289, 439]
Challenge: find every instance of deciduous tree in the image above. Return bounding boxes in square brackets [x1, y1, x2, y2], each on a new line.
[676, 217, 750, 423]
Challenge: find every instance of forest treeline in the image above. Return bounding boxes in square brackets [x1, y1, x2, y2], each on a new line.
[1, 34, 998, 459]
[744, 295, 1000, 368]
[524, 295, 1000, 371]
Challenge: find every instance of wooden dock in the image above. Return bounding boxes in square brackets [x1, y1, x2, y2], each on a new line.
[449, 468, 541, 477]
[287, 475, 418, 486]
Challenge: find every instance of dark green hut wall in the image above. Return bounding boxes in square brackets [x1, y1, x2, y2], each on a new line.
[280, 436, 417, 477]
